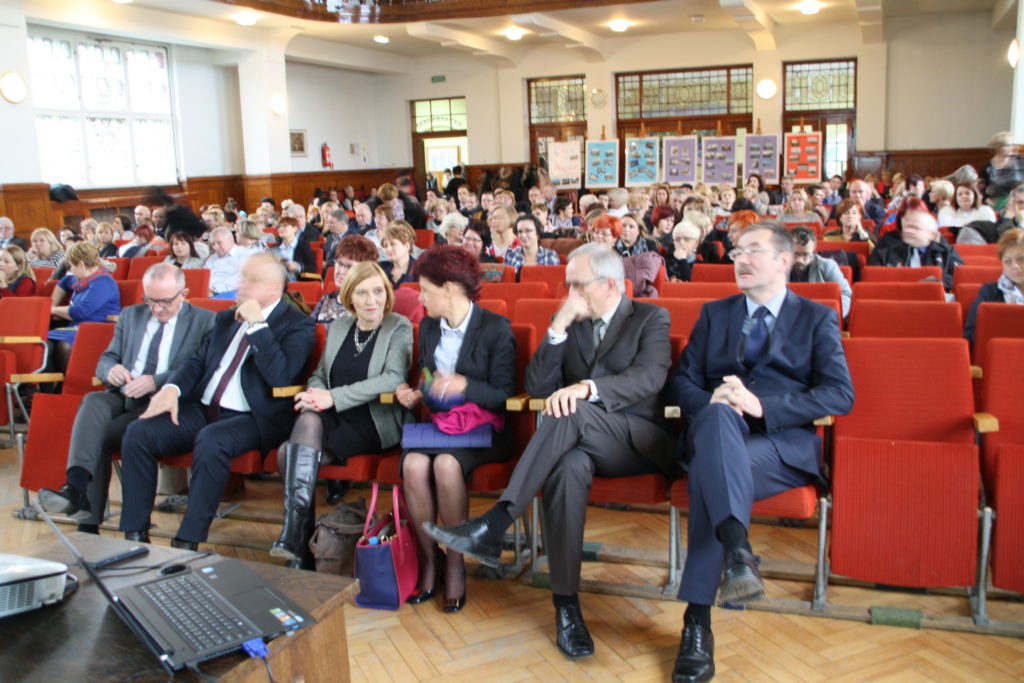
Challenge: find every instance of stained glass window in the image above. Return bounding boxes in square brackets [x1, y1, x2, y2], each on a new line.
[529, 77, 586, 124]
[784, 60, 856, 111]
[413, 98, 467, 133]
[616, 66, 752, 119]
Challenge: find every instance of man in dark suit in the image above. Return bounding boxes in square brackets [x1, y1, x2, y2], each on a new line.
[39, 264, 216, 530]
[425, 242, 674, 661]
[118, 253, 316, 549]
[0, 217, 29, 250]
[667, 222, 854, 682]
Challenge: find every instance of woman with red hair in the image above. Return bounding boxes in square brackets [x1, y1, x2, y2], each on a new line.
[117, 224, 157, 258]
[650, 204, 678, 251]
[590, 214, 664, 296]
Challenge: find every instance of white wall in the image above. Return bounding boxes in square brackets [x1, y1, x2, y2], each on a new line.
[886, 11, 1014, 149]
[173, 45, 244, 178]
[285, 60, 381, 172]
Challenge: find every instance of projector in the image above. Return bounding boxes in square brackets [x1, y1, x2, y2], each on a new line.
[0, 552, 68, 618]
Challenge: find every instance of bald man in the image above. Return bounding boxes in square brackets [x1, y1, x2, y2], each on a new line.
[118, 254, 316, 549]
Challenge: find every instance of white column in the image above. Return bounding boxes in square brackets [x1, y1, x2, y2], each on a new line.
[1011, 0, 1024, 139]
[0, 0, 43, 184]
[236, 45, 291, 175]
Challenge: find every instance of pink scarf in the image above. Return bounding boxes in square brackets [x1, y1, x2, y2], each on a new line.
[432, 403, 505, 435]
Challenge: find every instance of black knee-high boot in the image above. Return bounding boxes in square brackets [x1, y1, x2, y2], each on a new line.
[270, 443, 321, 561]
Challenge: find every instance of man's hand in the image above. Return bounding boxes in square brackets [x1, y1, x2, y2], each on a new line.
[235, 299, 264, 324]
[123, 374, 157, 399]
[718, 375, 764, 418]
[106, 364, 134, 387]
[543, 382, 590, 418]
[550, 297, 590, 335]
[140, 386, 179, 424]
[396, 382, 422, 410]
[294, 387, 334, 412]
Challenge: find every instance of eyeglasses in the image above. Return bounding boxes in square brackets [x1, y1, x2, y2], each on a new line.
[728, 247, 780, 261]
[564, 277, 603, 291]
[142, 289, 184, 308]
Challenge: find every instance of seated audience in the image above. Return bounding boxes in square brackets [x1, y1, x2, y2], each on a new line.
[550, 197, 579, 234]
[665, 221, 702, 282]
[713, 210, 760, 263]
[615, 214, 657, 256]
[0, 217, 29, 250]
[235, 218, 269, 258]
[789, 226, 853, 317]
[321, 208, 349, 272]
[428, 198, 450, 236]
[113, 214, 134, 240]
[607, 188, 629, 218]
[982, 131, 1024, 210]
[964, 228, 1024, 344]
[868, 198, 964, 290]
[311, 235, 380, 325]
[778, 189, 823, 225]
[459, 220, 499, 268]
[95, 222, 119, 258]
[398, 245, 516, 614]
[349, 203, 375, 237]
[49, 241, 121, 368]
[887, 173, 926, 212]
[205, 226, 244, 298]
[271, 217, 316, 282]
[485, 206, 520, 261]
[842, 179, 885, 225]
[118, 225, 158, 258]
[27, 228, 66, 268]
[271, 262, 413, 566]
[713, 186, 737, 220]
[504, 214, 559, 276]
[437, 213, 467, 246]
[650, 205, 678, 251]
[823, 198, 877, 245]
[0, 245, 36, 296]
[806, 184, 832, 223]
[79, 219, 98, 245]
[164, 231, 204, 269]
[590, 214, 662, 298]
[381, 221, 418, 288]
[940, 182, 997, 230]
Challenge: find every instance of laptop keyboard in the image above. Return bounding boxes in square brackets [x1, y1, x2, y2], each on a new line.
[139, 573, 260, 652]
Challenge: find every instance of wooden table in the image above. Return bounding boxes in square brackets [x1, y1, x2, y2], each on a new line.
[0, 533, 357, 682]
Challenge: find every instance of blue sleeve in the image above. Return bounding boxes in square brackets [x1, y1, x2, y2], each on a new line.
[58, 273, 76, 292]
[68, 276, 121, 323]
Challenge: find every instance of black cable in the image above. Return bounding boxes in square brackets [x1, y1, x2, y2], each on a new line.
[263, 657, 277, 683]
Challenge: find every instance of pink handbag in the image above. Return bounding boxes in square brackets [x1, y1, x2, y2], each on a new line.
[354, 482, 419, 610]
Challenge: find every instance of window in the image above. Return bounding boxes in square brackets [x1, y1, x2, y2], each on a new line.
[784, 59, 856, 111]
[616, 65, 753, 119]
[28, 31, 177, 188]
[528, 77, 586, 124]
[412, 97, 467, 133]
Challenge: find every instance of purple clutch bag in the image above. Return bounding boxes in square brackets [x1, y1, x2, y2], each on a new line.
[401, 424, 493, 449]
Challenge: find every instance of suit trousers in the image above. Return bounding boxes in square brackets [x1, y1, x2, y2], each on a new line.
[499, 402, 662, 594]
[118, 402, 261, 542]
[66, 392, 146, 526]
[677, 403, 810, 605]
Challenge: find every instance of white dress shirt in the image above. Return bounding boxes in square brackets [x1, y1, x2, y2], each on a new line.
[127, 312, 179, 382]
[206, 246, 242, 295]
[546, 296, 622, 402]
[434, 303, 474, 373]
[198, 299, 281, 413]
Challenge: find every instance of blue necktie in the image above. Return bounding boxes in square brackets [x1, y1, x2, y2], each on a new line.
[743, 307, 769, 368]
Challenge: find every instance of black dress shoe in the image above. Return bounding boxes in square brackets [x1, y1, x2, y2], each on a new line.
[422, 519, 502, 569]
[407, 587, 436, 604]
[672, 623, 715, 682]
[555, 604, 594, 660]
[718, 548, 764, 603]
[39, 485, 91, 521]
[125, 530, 151, 544]
[325, 479, 351, 505]
[170, 537, 198, 551]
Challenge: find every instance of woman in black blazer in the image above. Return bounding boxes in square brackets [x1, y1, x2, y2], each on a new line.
[272, 216, 317, 280]
[964, 227, 1024, 345]
[396, 244, 516, 614]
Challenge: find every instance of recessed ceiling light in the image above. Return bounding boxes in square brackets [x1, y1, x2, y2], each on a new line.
[794, 1, 824, 15]
[608, 19, 633, 33]
[503, 27, 526, 41]
[232, 10, 260, 26]
[373, 35, 390, 44]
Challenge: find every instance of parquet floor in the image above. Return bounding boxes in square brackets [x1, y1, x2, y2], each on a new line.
[2, 442, 1023, 682]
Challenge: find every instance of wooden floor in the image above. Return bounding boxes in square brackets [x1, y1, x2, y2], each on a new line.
[2, 443, 1023, 682]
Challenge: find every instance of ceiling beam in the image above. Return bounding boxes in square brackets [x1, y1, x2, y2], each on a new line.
[405, 22, 516, 68]
[854, 0, 884, 43]
[510, 12, 605, 62]
[719, 0, 775, 51]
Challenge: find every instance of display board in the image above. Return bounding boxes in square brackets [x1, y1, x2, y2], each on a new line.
[624, 136, 660, 186]
[743, 134, 780, 184]
[700, 136, 738, 186]
[783, 132, 823, 184]
[585, 140, 620, 189]
[663, 136, 698, 185]
[547, 140, 582, 189]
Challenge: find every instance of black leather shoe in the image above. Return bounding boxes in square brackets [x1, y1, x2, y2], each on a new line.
[170, 537, 198, 551]
[718, 548, 764, 603]
[672, 623, 715, 682]
[407, 587, 436, 605]
[422, 518, 502, 569]
[39, 484, 91, 521]
[125, 530, 150, 544]
[325, 479, 351, 505]
[555, 603, 594, 660]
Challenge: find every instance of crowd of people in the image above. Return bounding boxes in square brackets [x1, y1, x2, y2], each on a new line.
[9, 132, 1024, 683]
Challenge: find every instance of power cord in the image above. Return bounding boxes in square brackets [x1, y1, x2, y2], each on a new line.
[242, 638, 277, 683]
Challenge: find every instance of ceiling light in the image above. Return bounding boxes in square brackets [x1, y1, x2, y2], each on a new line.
[755, 78, 778, 100]
[373, 35, 390, 44]
[503, 27, 526, 41]
[111, 0, 134, 4]
[270, 93, 287, 117]
[608, 19, 632, 33]
[794, 1, 823, 15]
[1010, 39, 1020, 68]
[0, 71, 28, 104]
[232, 10, 260, 26]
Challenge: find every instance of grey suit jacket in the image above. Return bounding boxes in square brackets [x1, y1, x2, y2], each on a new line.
[804, 255, 853, 317]
[525, 296, 674, 472]
[307, 312, 414, 449]
[96, 302, 216, 407]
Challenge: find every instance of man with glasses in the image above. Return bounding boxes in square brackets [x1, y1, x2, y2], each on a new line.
[425, 243, 675, 662]
[667, 222, 854, 682]
[39, 264, 216, 533]
[789, 226, 853, 317]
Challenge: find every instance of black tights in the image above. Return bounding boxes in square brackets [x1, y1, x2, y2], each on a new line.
[276, 411, 332, 471]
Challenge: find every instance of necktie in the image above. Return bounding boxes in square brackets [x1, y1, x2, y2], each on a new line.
[206, 333, 250, 422]
[141, 322, 166, 376]
[592, 318, 606, 351]
[743, 307, 769, 368]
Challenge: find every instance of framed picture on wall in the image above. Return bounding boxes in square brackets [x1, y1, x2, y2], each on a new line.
[290, 130, 308, 157]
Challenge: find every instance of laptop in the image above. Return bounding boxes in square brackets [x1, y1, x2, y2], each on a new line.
[33, 502, 315, 674]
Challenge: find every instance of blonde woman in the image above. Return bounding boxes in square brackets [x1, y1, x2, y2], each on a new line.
[27, 228, 65, 268]
[779, 189, 824, 224]
[0, 245, 36, 296]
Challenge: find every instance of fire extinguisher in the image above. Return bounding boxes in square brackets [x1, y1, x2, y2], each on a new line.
[321, 143, 334, 169]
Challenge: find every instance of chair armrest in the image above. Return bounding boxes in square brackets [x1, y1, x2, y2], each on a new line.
[380, 392, 396, 404]
[92, 377, 103, 387]
[665, 406, 682, 419]
[0, 336, 44, 344]
[974, 412, 999, 434]
[970, 365, 983, 380]
[10, 373, 65, 384]
[107, 315, 119, 322]
[299, 273, 323, 281]
[841, 331, 850, 339]
[505, 393, 531, 411]
[272, 385, 304, 398]
[528, 397, 546, 411]
[814, 416, 834, 426]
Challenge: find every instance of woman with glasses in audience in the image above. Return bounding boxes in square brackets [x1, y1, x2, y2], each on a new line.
[95, 222, 118, 259]
[271, 261, 413, 567]
[615, 214, 657, 256]
[503, 214, 559, 278]
[164, 231, 204, 269]
[48, 241, 121, 369]
[964, 228, 1024, 345]
[398, 244, 516, 614]
[665, 221, 703, 282]
[590, 214, 663, 297]
[27, 228, 66, 268]
[311, 235, 380, 325]
[381, 221, 418, 288]
[0, 246, 36, 297]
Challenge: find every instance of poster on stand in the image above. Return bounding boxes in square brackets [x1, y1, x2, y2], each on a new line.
[783, 132, 823, 184]
[663, 136, 698, 185]
[700, 136, 738, 186]
[625, 137, 660, 186]
[547, 141, 582, 189]
[585, 140, 620, 189]
[743, 134, 780, 184]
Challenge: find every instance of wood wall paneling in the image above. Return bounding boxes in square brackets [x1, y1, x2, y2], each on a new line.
[0, 184, 54, 238]
[852, 148, 990, 181]
[184, 175, 245, 211]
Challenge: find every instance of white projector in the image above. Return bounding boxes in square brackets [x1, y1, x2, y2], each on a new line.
[0, 552, 68, 618]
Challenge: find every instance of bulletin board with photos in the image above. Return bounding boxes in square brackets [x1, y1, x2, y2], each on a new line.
[743, 134, 780, 184]
[700, 136, 738, 186]
[625, 137, 660, 186]
[585, 140, 620, 189]
[662, 136, 698, 184]
[783, 132, 823, 184]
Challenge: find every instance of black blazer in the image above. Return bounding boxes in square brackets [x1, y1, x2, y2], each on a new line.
[2, 236, 29, 251]
[964, 281, 1007, 346]
[99, 243, 118, 259]
[417, 305, 516, 413]
[168, 300, 316, 454]
[274, 239, 317, 277]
